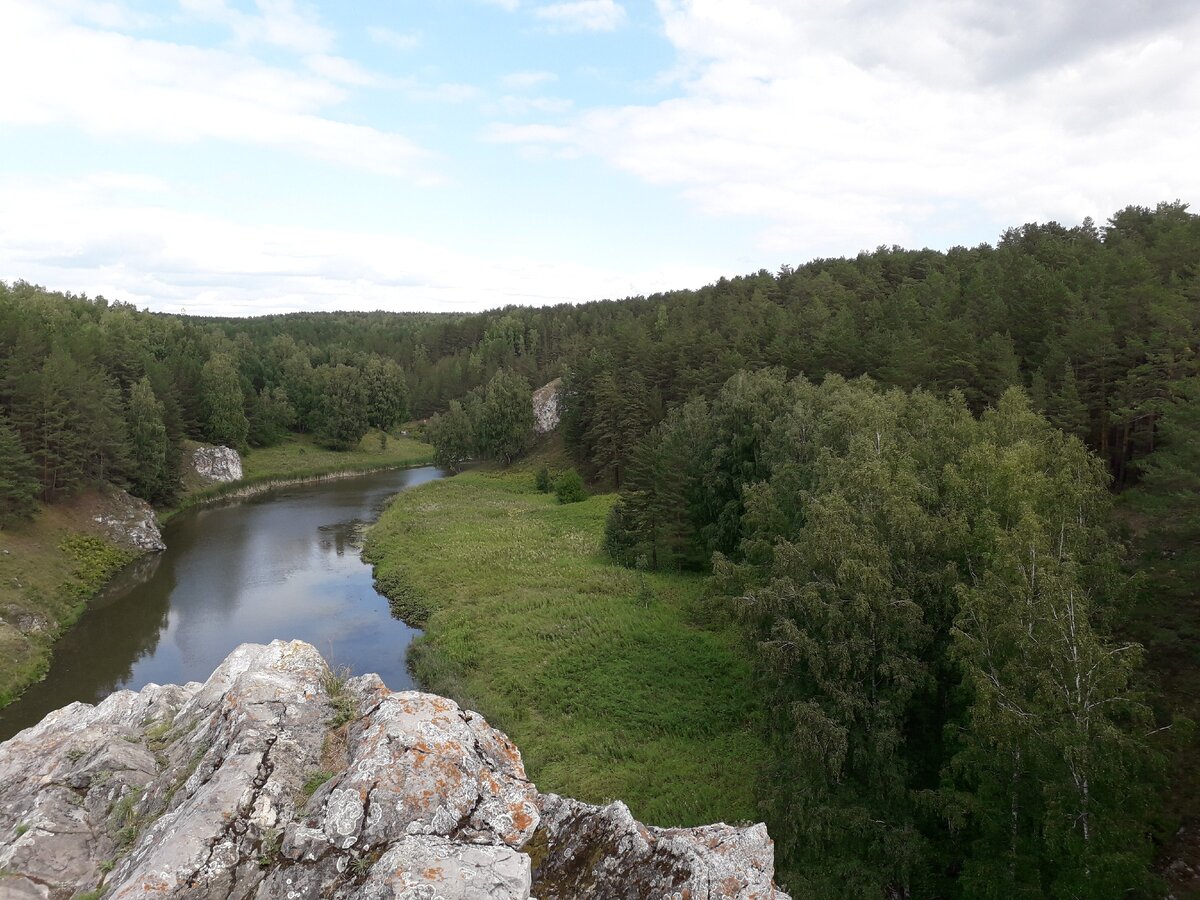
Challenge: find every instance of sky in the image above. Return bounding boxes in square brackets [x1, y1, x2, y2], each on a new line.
[1, 0, 1197, 316]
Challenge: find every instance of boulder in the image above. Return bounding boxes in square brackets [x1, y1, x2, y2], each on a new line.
[0, 640, 790, 899]
[532, 379, 561, 435]
[92, 488, 165, 552]
[191, 446, 243, 483]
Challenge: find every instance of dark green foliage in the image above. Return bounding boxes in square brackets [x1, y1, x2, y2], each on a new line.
[312, 364, 368, 450]
[534, 466, 552, 493]
[0, 414, 39, 526]
[246, 386, 295, 448]
[126, 377, 175, 504]
[553, 468, 587, 504]
[425, 400, 473, 472]
[610, 375, 1162, 897]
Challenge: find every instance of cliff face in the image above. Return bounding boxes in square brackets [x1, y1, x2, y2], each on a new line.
[0, 641, 789, 900]
[531, 379, 561, 435]
[91, 488, 165, 553]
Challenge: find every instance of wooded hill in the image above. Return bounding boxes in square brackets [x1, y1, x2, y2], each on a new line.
[1, 200, 1197, 897]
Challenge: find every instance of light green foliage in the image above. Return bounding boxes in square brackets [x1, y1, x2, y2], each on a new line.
[59, 536, 136, 603]
[472, 369, 534, 463]
[365, 469, 767, 827]
[199, 352, 249, 450]
[361, 356, 410, 432]
[425, 400, 473, 472]
[552, 468, 587, 504]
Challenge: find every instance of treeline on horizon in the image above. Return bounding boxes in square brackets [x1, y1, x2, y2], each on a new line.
[0, 201, 1197, 896]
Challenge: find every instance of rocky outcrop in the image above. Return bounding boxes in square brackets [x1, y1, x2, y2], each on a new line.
[0, 641, 789, 900]
[91, 488, 165, 552]
[532, 379, 561, 435]
[191, 446, 243, 483]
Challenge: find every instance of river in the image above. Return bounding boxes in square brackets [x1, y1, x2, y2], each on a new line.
[0, 465, 444, 740]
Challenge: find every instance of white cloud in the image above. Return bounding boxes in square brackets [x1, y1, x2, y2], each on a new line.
[487, 95, 574, 116]
[0, 1, 429, 179]
[179, 0, 333, 55]
[304, 53, 378, 86]
[0, 176, 721, 315]
[496, 0, 1200, 256]
[367, 25, 419, 52]
[534, 0, 626, 33]
[501, 70, 558, 89]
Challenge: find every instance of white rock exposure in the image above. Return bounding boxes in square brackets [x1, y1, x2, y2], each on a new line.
[0, 640, 789, 899]
[190, 445, 243, 483]
[532, 378, 561, 435]
[91, 489, 165, 552]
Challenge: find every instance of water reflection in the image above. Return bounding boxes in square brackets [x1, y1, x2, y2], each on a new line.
[0, 465, 444, 740]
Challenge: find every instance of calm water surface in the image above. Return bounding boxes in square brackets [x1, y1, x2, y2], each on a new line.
[0, 466, 444, 740]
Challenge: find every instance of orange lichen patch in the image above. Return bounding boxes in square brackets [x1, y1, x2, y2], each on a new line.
[719, 875, 744, 895]
[430, 698, 454, 713]
[509, 802, 534, 833]
[421, 866, 446, 881]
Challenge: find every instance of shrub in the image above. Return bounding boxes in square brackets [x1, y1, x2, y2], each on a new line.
[534, 466, 552, 493]
[553, 469, 587, 504]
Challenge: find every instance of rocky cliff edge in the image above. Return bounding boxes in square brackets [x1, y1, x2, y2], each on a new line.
[0, 640, 789, 899]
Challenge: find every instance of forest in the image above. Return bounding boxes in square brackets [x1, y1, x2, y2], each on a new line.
[1, 201, 1197, 897]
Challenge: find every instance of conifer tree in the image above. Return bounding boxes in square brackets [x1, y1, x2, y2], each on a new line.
[127, 376, 175, 504]
[0, 414, 39, 526]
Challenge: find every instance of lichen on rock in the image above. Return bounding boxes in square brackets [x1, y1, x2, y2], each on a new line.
[0, 640, 789, 899]
[190, 445, 244, 483]
[91, 488, 165, 552]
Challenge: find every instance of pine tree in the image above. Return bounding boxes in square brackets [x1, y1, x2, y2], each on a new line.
[0, 414, 39, 526]
[127, 376, 175, 504]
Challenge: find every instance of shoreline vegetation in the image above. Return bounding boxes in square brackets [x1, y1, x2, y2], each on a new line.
[363, 457, 769, 830]
[0, 430, 434, 710]
[163, 432, 434, 521]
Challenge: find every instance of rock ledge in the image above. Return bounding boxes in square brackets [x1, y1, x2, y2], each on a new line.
[0, 640, 789, 899]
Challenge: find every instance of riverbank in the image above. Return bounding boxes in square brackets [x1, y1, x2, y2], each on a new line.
[165, 432, 434, 520]
[363, 467, 768, 829]
[0, 496, 138, 705]
[0, 431, 434, 711]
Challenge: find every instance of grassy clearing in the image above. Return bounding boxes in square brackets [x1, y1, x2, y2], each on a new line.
[364, 466, 768, 828]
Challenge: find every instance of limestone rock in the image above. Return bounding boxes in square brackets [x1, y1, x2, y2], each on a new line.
[0, 641, 790, 899]
[92, 488, 165, 552]
[531, 794, 788, 899]
[191, 445, 243, 483]
[532, 378, 561, 435]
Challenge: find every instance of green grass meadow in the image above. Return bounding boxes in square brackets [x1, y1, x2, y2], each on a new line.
[364, 467, 768, 828]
